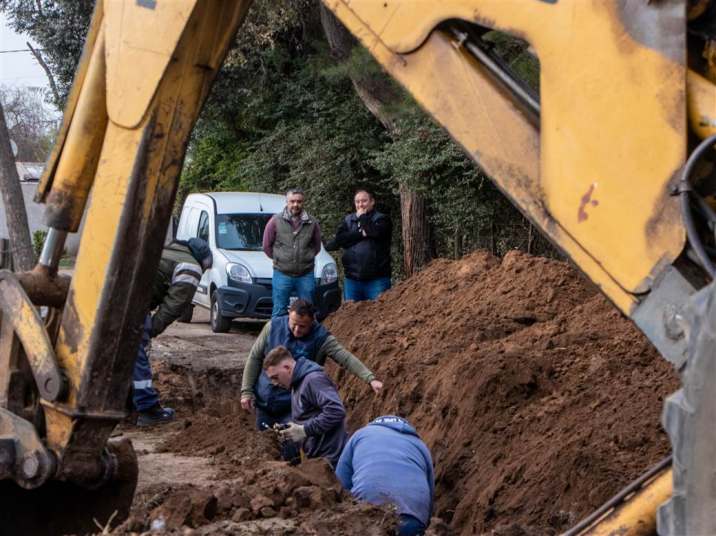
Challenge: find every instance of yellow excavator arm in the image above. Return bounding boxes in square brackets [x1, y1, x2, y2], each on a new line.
[320, 3, 716, 534]
[0, 2, 252, 533]
[0, 0, 715, 534]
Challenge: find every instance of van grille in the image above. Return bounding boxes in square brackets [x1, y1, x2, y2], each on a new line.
[255, 297, 273, 316]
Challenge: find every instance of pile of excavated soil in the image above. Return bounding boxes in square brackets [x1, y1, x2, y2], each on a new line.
[325, 250, 680, 535]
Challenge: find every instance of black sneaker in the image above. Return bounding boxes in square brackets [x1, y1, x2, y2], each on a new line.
[137, 405, 175, 427]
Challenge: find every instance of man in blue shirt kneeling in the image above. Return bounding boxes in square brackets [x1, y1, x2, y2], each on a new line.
[335, 416, 434, 536]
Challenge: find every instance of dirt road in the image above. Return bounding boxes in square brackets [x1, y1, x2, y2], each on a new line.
[124, 307, 258, 493]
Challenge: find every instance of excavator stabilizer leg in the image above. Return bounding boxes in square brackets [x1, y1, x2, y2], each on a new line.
[0, 438, 137, 536]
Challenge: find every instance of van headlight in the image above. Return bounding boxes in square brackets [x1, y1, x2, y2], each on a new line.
[320, 263, 338, 285]
[226, 263, 252, 284]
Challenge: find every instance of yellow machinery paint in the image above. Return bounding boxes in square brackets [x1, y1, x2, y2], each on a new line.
[577, 467, 672, 536]
[323, 0, 692, 313]
[0, 1, 253, 533]
[0, 0, 715, 533]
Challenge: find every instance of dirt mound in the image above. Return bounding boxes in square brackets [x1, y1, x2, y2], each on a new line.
[325, 250, 679, 535]
[158, 407, 278, 478]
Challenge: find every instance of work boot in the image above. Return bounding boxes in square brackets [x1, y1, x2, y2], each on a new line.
[136, 405, 175, 427]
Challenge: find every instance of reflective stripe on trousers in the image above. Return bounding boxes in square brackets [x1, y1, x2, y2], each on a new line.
[132, 315, 160, 411]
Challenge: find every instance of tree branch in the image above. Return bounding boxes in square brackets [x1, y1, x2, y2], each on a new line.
[26, 41, 60, 105]
[0, 102, 35, 271]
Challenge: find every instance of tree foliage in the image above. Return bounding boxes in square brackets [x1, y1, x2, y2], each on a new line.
[1, 0, 94, 108]
[1, 0, 557, 280]
[0, 86, 58, 161]
[181, 2, 390, 238]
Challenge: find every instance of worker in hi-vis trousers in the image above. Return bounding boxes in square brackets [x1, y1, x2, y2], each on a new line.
[133, 237, 212, 426]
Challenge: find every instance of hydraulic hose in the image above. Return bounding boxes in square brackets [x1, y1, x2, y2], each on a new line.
[678, 134, 716, 279]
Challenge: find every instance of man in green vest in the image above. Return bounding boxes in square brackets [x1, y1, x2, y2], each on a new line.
[262, 188, 322, 317]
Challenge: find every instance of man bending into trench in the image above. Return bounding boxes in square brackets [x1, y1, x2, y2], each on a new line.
[263, 345, 347, 467]
[336, 415, 434, 536]
[240, 299, 382, 440]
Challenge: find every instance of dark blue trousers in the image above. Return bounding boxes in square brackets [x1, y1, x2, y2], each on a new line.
[398, 514, 427, 536]
[344, 276, 391, 301]
[132, 315, 160, 412]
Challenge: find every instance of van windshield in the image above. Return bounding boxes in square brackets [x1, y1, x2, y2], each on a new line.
[215, 213, 272, 251]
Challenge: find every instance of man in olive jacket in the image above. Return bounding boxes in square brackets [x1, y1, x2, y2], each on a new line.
[240, 300, 382, 433]
[133, 238, 212, 426]
[262, 188, 322, 317]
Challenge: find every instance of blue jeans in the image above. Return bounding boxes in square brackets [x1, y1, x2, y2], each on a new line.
[272, 269, 315, 317]
[398, 514, 427, 536]
[132, 315, 160, 412]
[344, 277, 391, 302]
[255, 407, 300, 464]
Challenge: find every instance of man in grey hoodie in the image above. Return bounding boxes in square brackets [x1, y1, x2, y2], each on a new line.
[263, 345, 347, 467]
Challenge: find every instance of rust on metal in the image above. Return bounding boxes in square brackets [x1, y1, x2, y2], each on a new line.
[0, 437, 136, 536]
[43, 190, 83, 232]
[578, 183, 600, 223]
[0, 407, 55, 489]
[15, 265, 70, 308]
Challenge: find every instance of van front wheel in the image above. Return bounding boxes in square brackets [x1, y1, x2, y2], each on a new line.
[210, 292, 232, 333]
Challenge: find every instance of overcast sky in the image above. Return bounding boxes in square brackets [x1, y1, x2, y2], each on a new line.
[0, 13, 48, 89]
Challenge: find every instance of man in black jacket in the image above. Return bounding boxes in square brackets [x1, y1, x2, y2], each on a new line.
[326, 190, 392, 301]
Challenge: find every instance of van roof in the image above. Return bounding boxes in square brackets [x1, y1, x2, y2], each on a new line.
[190, 192, 286, 214]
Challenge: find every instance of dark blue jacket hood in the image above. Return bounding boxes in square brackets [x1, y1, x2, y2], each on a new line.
[369, 415, 418, 437]
[291, 358, 323, 387]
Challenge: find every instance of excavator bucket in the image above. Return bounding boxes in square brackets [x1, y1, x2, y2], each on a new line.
[0, 438, 137, 536]
[0, 271, 139, 533]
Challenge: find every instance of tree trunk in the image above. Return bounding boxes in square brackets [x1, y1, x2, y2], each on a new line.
[490, 219, 496, 255]
[454, 228, 463, 259]
[527, 223, 534, 255]
[0, 102, 34, 271]
[26, 42, 61, 106]
[400, 183, 432, 276]
[320, 6, 434, 275]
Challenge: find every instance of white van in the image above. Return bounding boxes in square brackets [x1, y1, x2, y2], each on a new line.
[175, 192, 341, 332]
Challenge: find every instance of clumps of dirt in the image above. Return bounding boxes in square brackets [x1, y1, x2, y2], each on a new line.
[113, 457, 397, 535]
[118, 369, 401, 535]
[157, 407, 278, 479]
[325, 250, 680, 535]
[151, 361, 244, 414]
